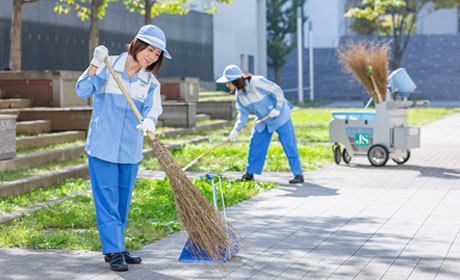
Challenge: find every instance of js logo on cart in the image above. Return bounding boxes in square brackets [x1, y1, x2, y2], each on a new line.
[355, 133, 369, 146]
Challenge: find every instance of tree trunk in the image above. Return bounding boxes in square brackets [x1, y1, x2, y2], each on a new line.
[274, 66, 281, 85]
[390, 48, 402, 70]
[144, 0, 153, 24]
[89, 0, 101, 63]
[9, 0, 22, 71]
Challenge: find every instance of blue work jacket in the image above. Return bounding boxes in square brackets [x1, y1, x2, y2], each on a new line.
[76, 52, 162, 164]
[233, 76, 292, 133]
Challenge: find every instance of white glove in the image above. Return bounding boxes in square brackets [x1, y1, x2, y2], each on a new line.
[90, 45, 109, 68]
[136, 118, 156, 132]
[229, 130, 239, 141]
[269, 109, 281, 118]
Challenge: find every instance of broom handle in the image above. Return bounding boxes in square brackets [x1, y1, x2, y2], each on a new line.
[182, 115, 271, 171]
[369, 74, 383, 103]
[103, 57, 156, 140]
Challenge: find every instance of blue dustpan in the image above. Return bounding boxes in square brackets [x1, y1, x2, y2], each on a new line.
[178, 228, 238, 262]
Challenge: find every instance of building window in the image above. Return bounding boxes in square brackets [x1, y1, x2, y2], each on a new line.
[240, 54, 246, 71]
[248, 55, 255, 74]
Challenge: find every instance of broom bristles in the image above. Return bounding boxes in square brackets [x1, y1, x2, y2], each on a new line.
[150, 137, 240, 261]
[337, 40, 389, 103]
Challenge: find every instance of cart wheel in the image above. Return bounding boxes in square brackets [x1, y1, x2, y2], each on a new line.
[333, 145, 341, 165]
[367, 144, 389, 167]
[342, 148, 352, 164]
[392, 150, 411, 165]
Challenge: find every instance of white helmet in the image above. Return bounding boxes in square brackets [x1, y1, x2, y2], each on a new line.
[135, 24, 172, 59]
[216, 65, 242, 83]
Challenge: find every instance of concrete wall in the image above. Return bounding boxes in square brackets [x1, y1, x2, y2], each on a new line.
[197, 99, 236, 120]
[0, 115, 16, 160]
[0, 1, 213, 83]
[268, 35, 460, 102]
[304, 0, 347, 48]
[417, 3, 459, 35]
[211, 0, 267, 78]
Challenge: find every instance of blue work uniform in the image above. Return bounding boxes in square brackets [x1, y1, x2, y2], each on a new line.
[233, 76, 302, 176]
[76, 52, 162, 254]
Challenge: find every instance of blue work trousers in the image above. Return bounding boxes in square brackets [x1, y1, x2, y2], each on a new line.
[88, 156, 140, 255]
[246, 119, 302, 176]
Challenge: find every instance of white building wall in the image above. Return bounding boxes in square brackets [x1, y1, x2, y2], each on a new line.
[304, 0, 347, 48]
[189, 0, 266, 79]
[417, 3, 458, 35]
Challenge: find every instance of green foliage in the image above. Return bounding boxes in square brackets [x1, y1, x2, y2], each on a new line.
[123, 0, 189, 18]
[0, 177, 276, 251]
[345, 0, 460, 69]
[54, 0, 118, 21]
[123, 0, 235, 21]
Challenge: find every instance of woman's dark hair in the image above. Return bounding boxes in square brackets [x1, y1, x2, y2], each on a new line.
[127, 39, 164, 74]
[231, 77, 250, 92]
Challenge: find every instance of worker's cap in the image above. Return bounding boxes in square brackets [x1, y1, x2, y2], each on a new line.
[135, 25, 172, 59]
[216, 65, 242, 83]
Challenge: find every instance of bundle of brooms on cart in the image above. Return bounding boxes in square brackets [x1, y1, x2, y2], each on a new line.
[104, 58, 273, 263]
[337, 40, 390, 103]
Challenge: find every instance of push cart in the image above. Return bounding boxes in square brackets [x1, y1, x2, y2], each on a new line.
[329, 68, 429, 167]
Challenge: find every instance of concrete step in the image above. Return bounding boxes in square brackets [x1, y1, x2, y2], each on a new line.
[2, 119, 233, 172]
[195, 113, 211, 122]
[0, 144, 85, 172]
[16, 120, 52, 135]
[16, 131, 86, 149]
[0, 135, 214, 198]
[157, 119, 233, 138]
[0, 99, 31, 109]
[199, 91, 230, 97]
[0, 164, 88, 198]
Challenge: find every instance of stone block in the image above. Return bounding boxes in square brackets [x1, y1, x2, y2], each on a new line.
[16, 106, 92, 131]
[159, 102, 196, 128]
[197, 100, 236, 120]
[0, 71, 87, 107]
[158, 77, 199, 102]
[0, 115, 16, 160]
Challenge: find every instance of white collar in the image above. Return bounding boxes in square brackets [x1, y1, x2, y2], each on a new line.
[113, 52, 150, 83]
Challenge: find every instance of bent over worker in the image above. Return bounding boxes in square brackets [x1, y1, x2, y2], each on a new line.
[76, 24, 171, 272]
[216, 65, 304, 184]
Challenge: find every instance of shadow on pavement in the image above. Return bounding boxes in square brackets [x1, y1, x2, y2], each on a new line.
[342, 163, 460, 180]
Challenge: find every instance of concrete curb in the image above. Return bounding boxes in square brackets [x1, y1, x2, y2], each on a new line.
[0, 164, 89, 197]
[0, 145, 86, 172]
[0, 190, 89, 225]
[0, 134, 215, 200]
[16, 131, 86, 149]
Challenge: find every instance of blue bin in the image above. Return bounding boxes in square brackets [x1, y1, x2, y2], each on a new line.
[331, 112, 376, 120]
[388, 68, 416, 97]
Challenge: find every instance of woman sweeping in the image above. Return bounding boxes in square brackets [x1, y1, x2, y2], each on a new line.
[75, 24, 171, 271]
[216, 65, 304, 184]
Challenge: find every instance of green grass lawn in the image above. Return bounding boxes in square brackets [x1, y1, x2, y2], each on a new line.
[141, 106, 460, 172]
[0, 177, 276, 251]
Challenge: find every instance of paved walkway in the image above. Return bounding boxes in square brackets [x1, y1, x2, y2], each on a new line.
[1, 113, 460, 279]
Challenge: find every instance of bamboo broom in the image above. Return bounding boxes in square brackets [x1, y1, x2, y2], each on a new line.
[103, 58, 239, 261]
[182, 115, 271, 172]
[337, 40, 389, 103]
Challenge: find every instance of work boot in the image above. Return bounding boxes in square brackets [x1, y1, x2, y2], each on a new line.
[105, 251, 142, 264]
[289, 174, 304, 184]
[240, 172, 254, 181]
[109, 252, 128, 272]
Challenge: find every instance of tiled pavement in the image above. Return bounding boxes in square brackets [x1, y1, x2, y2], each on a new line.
[1, 113, 460, 279]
